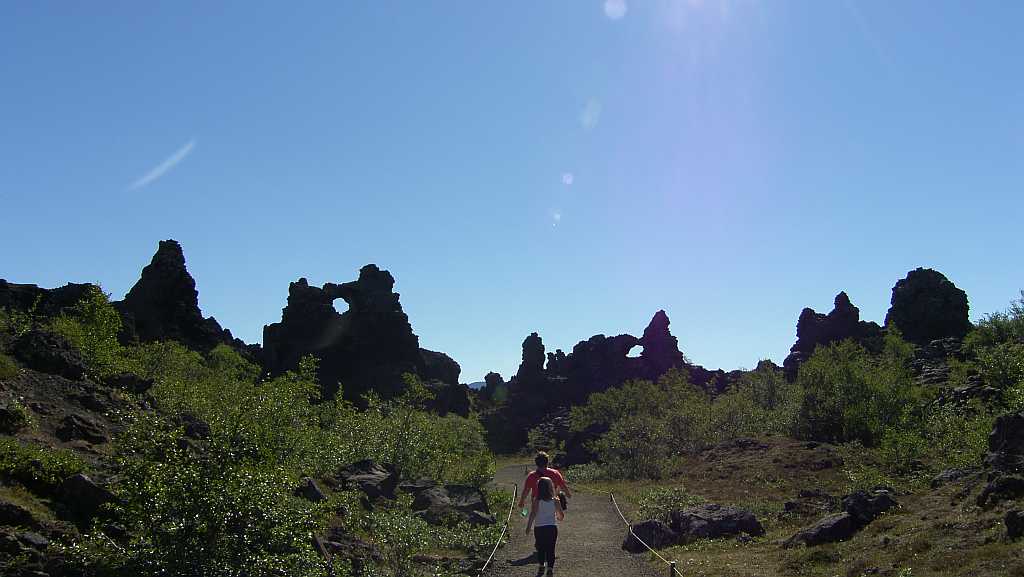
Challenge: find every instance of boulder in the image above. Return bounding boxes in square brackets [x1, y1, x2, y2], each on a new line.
[930, 468, 975, 489]
[1006, 510, 1024, 540]
[986, 412, 1024, 473]
[783, 512, 859, 547]
[669, 504, 765, 542]
[12, 330, 87, 380]
[114, 240, 236, 352]
[59, 474, 115, 518]
[103, 373, 154, 395]
[622, 520, 679, 553]
[295, 477, 327, 502]
[977, 475, 1024, 508]
[783, 489, 839, 518]
[410, 485, 493, 526]
[841, 490, 897, 526]
[0, 498, 40, 528]
[784, 489, 897, 548]
[56, 413, 107, 444]
[321, 530, 382, 576]
[336, 460, 397, 501]
[180, 413, 211, 440]
[885, 268, 971, 345]
[16, 531, 49, 550]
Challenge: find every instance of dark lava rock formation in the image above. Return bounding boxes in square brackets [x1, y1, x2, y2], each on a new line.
[783, 292, 882, 379]
[885, 268, 971, 345]
[114, 240, 240, 353]
[262, 265, 466, 407]
[0, 280, 93, 319]
[484, 310, 741, 453]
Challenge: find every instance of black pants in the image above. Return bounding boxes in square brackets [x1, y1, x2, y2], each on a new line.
[534, 525, 558, 568]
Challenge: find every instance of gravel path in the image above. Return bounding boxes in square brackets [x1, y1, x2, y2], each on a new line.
[485, 464, 662, 577]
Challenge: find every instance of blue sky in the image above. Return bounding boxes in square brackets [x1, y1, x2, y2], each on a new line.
[2, 1, 1022, 383]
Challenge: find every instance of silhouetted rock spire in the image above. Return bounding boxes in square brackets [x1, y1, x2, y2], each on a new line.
[115, 239, 234, 352]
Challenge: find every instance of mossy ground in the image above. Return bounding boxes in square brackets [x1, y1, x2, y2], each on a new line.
[583, 437, 1024, 577]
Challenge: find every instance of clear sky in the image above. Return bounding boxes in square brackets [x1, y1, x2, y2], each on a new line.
[2, 1, 1023, 383]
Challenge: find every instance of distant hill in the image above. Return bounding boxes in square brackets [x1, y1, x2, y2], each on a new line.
[467, 381, 485, 390]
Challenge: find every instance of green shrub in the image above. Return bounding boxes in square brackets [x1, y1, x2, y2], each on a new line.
[973, 342, 1024, 401]
[796, 333, 922, 446]
[0, 306, 34, 341]
[0, 437, 86, 492]
[571, 365, 802, 480]
[0, 396, 33, 433]
[591, 413, 679, 479]
[964, 291, 1024, 352]
[0, 352, 18, 380]
[563, 462, 607, 483]
[49, 286, 127, 377]
[923, 400, 994, 470]
[635, 486, 704, 522]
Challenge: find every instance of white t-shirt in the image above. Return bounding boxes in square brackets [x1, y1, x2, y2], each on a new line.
[535, 498, 558, 527]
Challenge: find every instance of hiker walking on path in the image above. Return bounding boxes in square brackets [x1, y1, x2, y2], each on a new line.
[517, 451, 572, 511]
[525, 476, 564, 576]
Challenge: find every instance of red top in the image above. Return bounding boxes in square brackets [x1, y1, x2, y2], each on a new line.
[524, 467, 567, 500]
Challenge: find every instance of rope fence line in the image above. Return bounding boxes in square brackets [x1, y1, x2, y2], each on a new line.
[609, 492, 683, 577]
[477, 482, 518, 577]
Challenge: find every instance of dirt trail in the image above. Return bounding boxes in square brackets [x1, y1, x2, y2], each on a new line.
[485, 464, 662, 577]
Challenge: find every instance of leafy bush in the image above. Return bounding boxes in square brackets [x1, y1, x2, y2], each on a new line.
[563, 463, 607, 484]
[964, 291, 1024, 352]
[0, 306, 34, 341]
[348, 374, 495, 486]
[922, 400, 994, 470]
[796, 333, 922, 446]
[0, 352, 18, 380]
[973, 342, 1024, 402]
[0, 396, 33, 433]
[570, 365, 801, 480]
[0, 437, 86, 492]
[48, 286, 127, 377]
[592, 413, 679, 479]
[635, 486, 705, 522]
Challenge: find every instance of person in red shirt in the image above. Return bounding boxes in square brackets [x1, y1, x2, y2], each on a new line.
[518, 451, 572, 511]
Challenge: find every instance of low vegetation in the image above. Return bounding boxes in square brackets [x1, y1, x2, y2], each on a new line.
[1, 290, 502, 577]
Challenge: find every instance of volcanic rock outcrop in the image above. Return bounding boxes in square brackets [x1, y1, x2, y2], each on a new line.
[885, 268, 971, 345]
[261, 265, 465, 407]
[0, 280, 94, 319]
[783, 292, 883, 379]
[114, 240, 238, 352]
[485, 310, 740, 453]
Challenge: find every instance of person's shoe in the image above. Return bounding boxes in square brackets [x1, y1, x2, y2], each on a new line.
[546, 568, 554, 576]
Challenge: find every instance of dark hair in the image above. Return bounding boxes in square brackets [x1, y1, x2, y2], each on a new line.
[537, 477, 554, 501]
[535, 452, 549, 468]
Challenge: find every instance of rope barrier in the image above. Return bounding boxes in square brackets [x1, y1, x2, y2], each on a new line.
[477, 482, 518, 576]
[609, 492, 683, 577]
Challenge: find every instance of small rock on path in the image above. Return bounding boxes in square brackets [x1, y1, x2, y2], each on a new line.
[486, 464, 662, 577]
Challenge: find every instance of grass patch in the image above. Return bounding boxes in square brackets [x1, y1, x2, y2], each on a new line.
[0, 483, 55, 523]
[0, 352, 18, 381]
[0, 437, 87, 493]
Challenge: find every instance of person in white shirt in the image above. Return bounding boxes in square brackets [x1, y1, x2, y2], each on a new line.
[525, 476, 565, 576]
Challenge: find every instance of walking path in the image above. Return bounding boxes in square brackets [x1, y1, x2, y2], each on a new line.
[486, 464, 661, 577]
